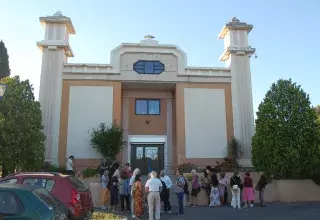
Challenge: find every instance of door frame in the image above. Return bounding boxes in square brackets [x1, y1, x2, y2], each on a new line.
[128, 135, 167, 172]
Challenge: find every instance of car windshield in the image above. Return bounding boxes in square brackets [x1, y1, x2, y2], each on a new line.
[67, 176, 88, 192]
[32, 188, 61, 209]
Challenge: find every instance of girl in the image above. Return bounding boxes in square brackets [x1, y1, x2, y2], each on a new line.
[132, 174, 144, 219]
[209, 173, 220, 207]
[110, 175, 119, 212]
[218, 172, 228, 205]
[243, 171, 254, 208]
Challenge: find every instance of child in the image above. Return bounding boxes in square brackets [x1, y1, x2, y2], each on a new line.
[209, 173, 220, 207]
[119, 171, 130, 212]
[110, 175, 119, 212]
[243, 171, 254, 208]
[101, 170, 110, 210]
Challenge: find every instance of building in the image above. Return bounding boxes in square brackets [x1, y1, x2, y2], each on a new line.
[37, 12, 255, 174]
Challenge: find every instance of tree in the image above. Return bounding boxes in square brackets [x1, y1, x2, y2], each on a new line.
[0, 76, 45, 175]
[90, 122, 125, 160]
[0, 40, 10, 79]
[315, 105, 320, 124]
[252, 79, 320, 179]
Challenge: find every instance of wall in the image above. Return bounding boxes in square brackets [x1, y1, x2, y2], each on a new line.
[58, 80, 122, 169]
[175, 82, 234, 167]
[125, 89, 172, 135]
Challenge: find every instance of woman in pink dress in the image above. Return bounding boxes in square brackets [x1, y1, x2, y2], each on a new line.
[242, 171, 254, 208]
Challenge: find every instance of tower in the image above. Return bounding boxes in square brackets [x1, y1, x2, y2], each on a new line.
[37, 11, 75, 165]
[219, 17, 255, 167]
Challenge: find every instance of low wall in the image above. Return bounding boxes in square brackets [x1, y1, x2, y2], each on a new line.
[183, 172, 320, 204]
[85, 172, 320, 207]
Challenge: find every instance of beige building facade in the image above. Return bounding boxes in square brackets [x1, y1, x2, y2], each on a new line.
[37, 12, 255, 174]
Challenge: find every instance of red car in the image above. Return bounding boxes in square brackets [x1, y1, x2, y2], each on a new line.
[0, 172, 93, 219]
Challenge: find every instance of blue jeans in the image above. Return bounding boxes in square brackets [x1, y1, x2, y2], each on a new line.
[177, 192, 184, 214]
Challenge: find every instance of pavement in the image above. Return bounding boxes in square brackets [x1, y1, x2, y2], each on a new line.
[96, 202, 320, 220]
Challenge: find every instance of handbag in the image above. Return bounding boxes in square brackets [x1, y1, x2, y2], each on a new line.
[232, 177, 239, 191]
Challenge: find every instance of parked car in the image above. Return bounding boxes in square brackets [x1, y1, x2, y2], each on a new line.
[0, 172, 93, 220]
[0, 184, 68, 219]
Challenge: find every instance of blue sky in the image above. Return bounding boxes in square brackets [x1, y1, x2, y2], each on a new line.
[1, 0, 319, 115]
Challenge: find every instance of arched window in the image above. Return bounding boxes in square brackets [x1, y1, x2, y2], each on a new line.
[133, 60, 165, 74]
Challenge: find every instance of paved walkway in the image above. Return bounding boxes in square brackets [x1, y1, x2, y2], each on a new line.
[97, 202, 320, 220]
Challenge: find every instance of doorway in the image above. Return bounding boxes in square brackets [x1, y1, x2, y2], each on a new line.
[131, 144, 164, 175]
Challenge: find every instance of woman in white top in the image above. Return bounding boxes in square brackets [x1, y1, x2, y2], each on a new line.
[66, 155, 75, 175]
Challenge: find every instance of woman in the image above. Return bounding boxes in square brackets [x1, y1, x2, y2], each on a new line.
[101, 170, 110, 210]
[202, 169, 211, 205]
[209, 173, 220, 207]
[132, 174, 143, 219]
[230, 170, 242, 209]
[255, 171, 271, 207]
[119, 171, 130, 212]
[218, 172, 228, 205]
[99, 159, 108, 182]
[190, 169, 199, 207]
[175, 169, 186, 216]
[243, 171, 254, 208]
[130, 168, 140, 219]
[110, 175, 119, 212]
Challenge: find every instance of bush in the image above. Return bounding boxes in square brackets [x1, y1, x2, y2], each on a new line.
[177, 163, 200, 173]
[252, 79, 320, 179]
[90, 122, 125, 160]
[42, 161, 66, 174]
[82, 167, 99, 178]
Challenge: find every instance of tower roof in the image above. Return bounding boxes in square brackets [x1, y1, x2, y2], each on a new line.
[218, 17, 253, 39]
[39, 11, 75, 34]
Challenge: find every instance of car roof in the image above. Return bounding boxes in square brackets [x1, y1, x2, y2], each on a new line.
[0, 184, 37, 191]
[6, 172, 70, 178]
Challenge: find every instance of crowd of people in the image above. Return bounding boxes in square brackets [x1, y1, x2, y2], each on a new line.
[76, 159, 272, 220]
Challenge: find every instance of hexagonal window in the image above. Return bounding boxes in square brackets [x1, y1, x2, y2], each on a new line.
[133, 60, 165, 74]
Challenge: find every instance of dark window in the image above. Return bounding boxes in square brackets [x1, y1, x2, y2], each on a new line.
[135, 99, 160, 115]
[0, 191, 24, 215]
[22, 178, 56, 192]
[32, 188, 60, 208]
[0, 178, 18, 184]
[67, 176, 89, 192]
[133, 60, 165, 74]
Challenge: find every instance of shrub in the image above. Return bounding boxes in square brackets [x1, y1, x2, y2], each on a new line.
[252, 79, 320, 179]
[81, 167, 99, 178]
[89, 122, 125, 160]
[42, 161, 66, 174]
[177, 163, 200, 173]
[227, 137, 243, 168]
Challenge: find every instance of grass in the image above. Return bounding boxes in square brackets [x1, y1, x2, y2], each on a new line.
[91, 211, 126, 220]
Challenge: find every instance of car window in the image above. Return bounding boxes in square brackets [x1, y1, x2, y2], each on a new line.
[0, 178, 18, 184]
[32, 188, 60, 209]
[22, 178, 56, 192]
[0, 191, 24, 215]
[67, 176, 89, 192]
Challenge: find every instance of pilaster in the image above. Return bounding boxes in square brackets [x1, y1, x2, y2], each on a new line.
[219, 17, 255, 167]
[37, 12, 75, 165]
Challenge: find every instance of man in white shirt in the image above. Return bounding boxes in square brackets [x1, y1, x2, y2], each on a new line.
[145, 171, 162, 220]
[65, 155, 74, 175]
[160, 170, 172, 213]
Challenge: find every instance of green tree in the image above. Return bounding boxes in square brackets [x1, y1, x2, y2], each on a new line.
[252, 79, 320, 179]
[90, 122, 125, 160]
[0, 76, 45, 174]
[0, 40, 10, 79]
[315, 105, 320, 124]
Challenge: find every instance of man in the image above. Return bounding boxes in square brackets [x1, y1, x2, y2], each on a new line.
[65, 155, 75, 175]
[160, 170, 172, 213]
[145, 171, 162, 220]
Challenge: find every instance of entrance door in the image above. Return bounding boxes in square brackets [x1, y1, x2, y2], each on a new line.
[131, 144, 164, 175]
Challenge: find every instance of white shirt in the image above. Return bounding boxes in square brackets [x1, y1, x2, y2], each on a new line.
[160, 175, 173, 189]
[113, 169, 120, 179]
[66, 159, 73, 171]
[145, 178, 162, 192]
